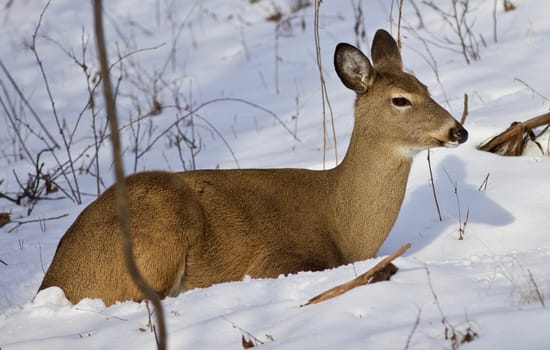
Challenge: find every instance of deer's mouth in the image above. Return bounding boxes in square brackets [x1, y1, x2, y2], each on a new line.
[431, 137, 459, 148]
[442, 140, 461, 148]
[430, 124, 468, 148]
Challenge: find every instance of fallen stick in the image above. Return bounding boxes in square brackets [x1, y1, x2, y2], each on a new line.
[478, 111, 550, 156]
[302, 243, 412, 306]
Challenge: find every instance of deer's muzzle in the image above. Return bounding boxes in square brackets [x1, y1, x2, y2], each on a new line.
[450, 125, 468, 144]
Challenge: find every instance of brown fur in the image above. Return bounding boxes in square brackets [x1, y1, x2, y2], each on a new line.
[38, 29, 467, 306]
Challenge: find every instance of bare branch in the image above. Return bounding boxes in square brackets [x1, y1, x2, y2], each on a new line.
[0, 59, 59, 148]
[133, 97, 299, 164]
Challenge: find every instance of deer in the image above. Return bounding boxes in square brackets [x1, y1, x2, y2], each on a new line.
[38, 29, 467, 306]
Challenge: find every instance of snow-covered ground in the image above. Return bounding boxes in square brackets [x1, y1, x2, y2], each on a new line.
[1, 0, 549, 349]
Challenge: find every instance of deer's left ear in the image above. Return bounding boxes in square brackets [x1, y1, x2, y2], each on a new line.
[371, 29, 403, 71]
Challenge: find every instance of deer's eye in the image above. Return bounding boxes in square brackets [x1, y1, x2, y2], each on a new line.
[392, 97, 412, 107]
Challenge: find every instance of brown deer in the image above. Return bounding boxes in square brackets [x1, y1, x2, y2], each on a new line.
[38, 29, 467, 306]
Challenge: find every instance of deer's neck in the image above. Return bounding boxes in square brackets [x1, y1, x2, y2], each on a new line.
[329, 126, 413, 262]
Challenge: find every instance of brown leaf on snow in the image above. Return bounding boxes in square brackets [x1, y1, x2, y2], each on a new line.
[0, 212, 10, 228]
[242, 335, 256, 349]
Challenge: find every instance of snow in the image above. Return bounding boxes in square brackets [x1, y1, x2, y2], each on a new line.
[1, 0, 549, 349]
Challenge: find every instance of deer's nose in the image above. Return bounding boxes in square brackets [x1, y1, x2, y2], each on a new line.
[450, 125, 468, 144]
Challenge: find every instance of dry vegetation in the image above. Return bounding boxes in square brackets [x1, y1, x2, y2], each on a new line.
[478, 112, 550, 156]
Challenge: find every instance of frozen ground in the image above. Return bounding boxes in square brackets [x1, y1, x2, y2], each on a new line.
[1, 0, 549, 349]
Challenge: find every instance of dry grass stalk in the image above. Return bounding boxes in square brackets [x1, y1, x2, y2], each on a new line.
[314, 0, 338, 168]
[397, 0, 404, 49]
[427, 150, 442, 221]
[460, 93, 469, 125]
[478, 112, 550, 156]
[527, 269, 546, 308]
[302, 243, 411, 306]
[478, 173, 490, 191]
[404, 308, 422, 350]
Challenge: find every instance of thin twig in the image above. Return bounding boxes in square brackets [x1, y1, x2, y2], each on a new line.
[478, 173, 490, 191]
[193, 114, 240, 168]
[492, 0, 498, 43]
[403, 26, 450, 107]
[460, 93, 469, 125]
[222, 316, 269, 346]
[0, 63, 59, 149]
[8, 213, 69, 233]
[404, 308, 422, 350]
[74, 307, 129, 321]
[30, 0, 81, 203]
[397, 0, 404, 49]
[527, 269, 546, 308]
[303, 243, 411, 306]
[514, 77, 550, 103]
[422, 0, 481, 65]
[350, 0, 366, 50]
[314, 0, 338, 168]
[134, 97, 300, 162]
[0, 81, 35, 162]
[427, 150, 442, 221]
[460, 207, 470, 240]
[409, 0, 425, 29]
[39, 242, 45, 273]
[424, 264, 457, 344]
[443, 168, 468, 240]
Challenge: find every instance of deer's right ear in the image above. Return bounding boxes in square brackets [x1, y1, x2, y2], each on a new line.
[334, 43, 374, 94]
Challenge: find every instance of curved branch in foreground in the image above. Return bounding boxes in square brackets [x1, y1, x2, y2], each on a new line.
[303, 243, 411, 306]
[92, 2, 166, 349]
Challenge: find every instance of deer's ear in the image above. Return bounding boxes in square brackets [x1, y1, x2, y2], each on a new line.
[371, 29, 403, 70]
[334, 43, 374, 94]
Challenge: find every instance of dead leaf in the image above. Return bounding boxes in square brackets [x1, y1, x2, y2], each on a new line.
[242, 335, 256, 349]
[0, 212, 10, 228]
